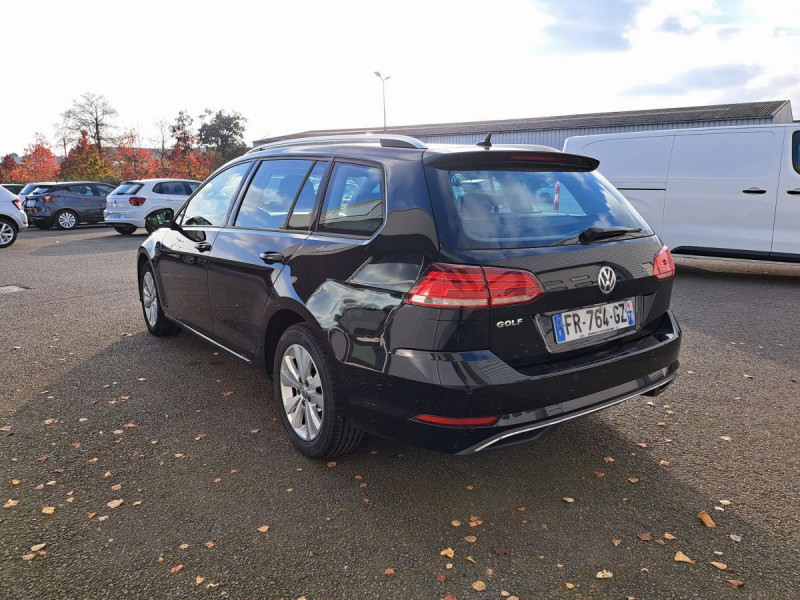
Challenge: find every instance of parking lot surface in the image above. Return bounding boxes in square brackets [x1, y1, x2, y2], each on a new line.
[1, 226, 799, 599]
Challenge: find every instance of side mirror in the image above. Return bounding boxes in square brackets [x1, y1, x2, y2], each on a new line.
[145, 208, 174, 232]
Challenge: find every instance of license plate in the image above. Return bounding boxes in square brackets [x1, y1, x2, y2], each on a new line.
[553, 298, 635, 344]
[106, 213, 120, 219]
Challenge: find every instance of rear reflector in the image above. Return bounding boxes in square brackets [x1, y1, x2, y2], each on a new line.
[415, 414, 500, 427]
[129, 196, 146, 206]
[653, 246, 675, 280]
[406, 262, 545, 309]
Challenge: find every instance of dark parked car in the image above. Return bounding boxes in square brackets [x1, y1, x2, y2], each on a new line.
[25, 181, 117, 229]
[137, 134, 681, 459]
[1, 183, 25, 195]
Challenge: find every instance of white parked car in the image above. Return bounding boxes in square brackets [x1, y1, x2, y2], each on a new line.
[104, 179, 200, 234]
[0, 185, 28, 248]
[564, 124, 800, 262]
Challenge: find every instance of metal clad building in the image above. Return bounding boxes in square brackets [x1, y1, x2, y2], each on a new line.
[254, 100, 794, 150]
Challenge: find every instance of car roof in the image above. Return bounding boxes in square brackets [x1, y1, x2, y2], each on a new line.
[120, 178, 201, 184]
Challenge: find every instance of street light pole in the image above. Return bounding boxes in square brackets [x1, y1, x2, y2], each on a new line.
[374, 71, 391, 132]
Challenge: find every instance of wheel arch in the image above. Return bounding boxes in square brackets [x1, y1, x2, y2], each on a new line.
[0, 215, 18, 232]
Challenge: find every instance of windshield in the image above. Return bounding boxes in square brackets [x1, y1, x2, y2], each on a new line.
[426, 167, 651, 249]
[113, 183, 143, 195]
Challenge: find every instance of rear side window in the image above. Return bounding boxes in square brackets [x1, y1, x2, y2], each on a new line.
[69, 184, 94, 195]
[94, 184, 115, 196]
[114, 183, 143, 195]
[426, 166, 650, 249]
[235, 160, 313, 230]
[318, 163, 384, 236]
[188, 182, 200, 192]
[153, 181, 191, 195]
[793, 131, 800, 174]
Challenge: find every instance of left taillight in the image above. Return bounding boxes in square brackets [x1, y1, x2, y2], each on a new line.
[653, 246, 675, 280]
[405, 262, 545, 309]
[12, 199, 21, 210]
[129, 196, 146, 206]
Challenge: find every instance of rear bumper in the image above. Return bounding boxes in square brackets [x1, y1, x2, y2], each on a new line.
[104, 210, 145, 228]
[343, 310, 681, 454]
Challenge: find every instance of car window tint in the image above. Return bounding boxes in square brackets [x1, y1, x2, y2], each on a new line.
[287, 161, 328, 230]
[96, 184, 115, 195]
[114, 183, 143, 195]
[235, 160, 313, 230]
[187, 182, 200, 192]
[180, 162, 251, 227]
[793, 131, 800, 174]
[318, 163, 384, 236]
[69, 184, 94, 195]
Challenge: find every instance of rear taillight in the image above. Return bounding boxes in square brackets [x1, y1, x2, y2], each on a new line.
[653, 246, 675, 280]
[129, 197, 146, 206]
[406, 262, 545, 309]
[12, 199, 21, 210]
[43, 195, 53, 202]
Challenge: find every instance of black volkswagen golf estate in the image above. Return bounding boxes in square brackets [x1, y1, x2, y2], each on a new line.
[137, 134, 680, 459]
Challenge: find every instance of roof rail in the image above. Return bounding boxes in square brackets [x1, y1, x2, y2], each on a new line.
[248, 134, 427, 153]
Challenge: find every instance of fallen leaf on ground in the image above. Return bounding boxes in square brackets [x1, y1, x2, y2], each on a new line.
[719, 436, 732, 442]
[97, 515, 108, 521]
[493, 545, 509, 555]
[714, 551, 724, 556]
[111, 484, 122, 492]
[326, 461, 337, 467]
[168, 564, 183, 575]
[697, 510, 716, 528]
[195, 577, 205, 585]
[204, 541, 215, 549]
[729, 534, 742, 542]
[179, 543, 189, 550]
[593, 471, 605, 478]
[223, 391, 233, 397]
[472, 580, 487, 591]
[213, 477, 222, 483]
[657, 421, 667, 427]
[720, 499, 731, 506]
[440, 547, 455, 558]
[31, 543, 46, 552]
[637, 442, 648, 448]
[566, 583, 575, 589]
[194, 434, 207, 441]
[104, 471, 112, 478]
[710, 561, 727, 570]
[34, 484, 45, 490]
[257, 525, 269, 533]
[174, 454, 185, 459]
[612, 539, 622, 546]
[436, 573, 446, 583]
[43, 419, 57, 425]
[11, 479, 20, 485]
[451, 520, 462, 527]
[249, 429, 260, 434]
[638, 533, 652, 542]
[563, 497, 575, 503]
[660, 460, 671, 467]
[466, 485, 474, 490]
[464, 535, 477, 543]
[107, 499, 123, 509]
[743, 374, 753, 379]
[603, 456, 615, 463]
[42, 506, 55, 515]
[674, 551, 694, 563]
[728, 579, 744, 587]
[663, 532, 677, 540]
[628, 478, 640, 484]
[384, 568, 395, 575]
[596, 570, 613, 579]
[22, 553, 36, 561]
[465, 556, 476, 564]
[132, 500, 142, 506]
[442, 595, 457, 600]
[4, 499, 20, 509]
[445, 563, 453, 569]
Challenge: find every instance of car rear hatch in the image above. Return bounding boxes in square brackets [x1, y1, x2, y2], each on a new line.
[422, 149, 675, 371]
[106, 182, 144, 210]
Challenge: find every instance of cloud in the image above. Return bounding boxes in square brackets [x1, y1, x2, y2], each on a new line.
[624, 64, 765, 95]
[717, 26, 741, 39]
[534, 0, 651, 52]
[656, 15, 698, 34]
[774, 27, 800, 37]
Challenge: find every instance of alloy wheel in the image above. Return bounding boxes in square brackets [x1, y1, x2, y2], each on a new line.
[279, 344, 324, 441]
[141, 271, 159, 327]
[0, 222, 13, 246]
[58, 212, 77, 229]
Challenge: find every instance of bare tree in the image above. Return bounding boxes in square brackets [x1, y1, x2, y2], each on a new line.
[60, 93, 118, 154]
[153, 118, 172, 169]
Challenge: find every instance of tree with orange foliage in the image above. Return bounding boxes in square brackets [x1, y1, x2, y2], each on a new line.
[0, 155, 21, 183]
[165, 111, 212, 180]
[114, 130, 160, 181]
[15, 135, 60, 182]
[59, 131, 116, 182]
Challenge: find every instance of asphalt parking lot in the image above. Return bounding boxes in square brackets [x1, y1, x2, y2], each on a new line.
[1, 226, 799, 600]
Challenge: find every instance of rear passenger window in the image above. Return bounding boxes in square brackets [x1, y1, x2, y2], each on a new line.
[154, 181, 190, 195]
[318, 163, 384, 236]
[235, 160, 313, 230]
[70, 184, 94, 195]
[287, 161, 328, 229]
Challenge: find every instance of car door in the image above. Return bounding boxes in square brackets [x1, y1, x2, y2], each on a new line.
[207, 159, 325, 358]
[155, 162, 253, 337]
[65, 184, 96, 220]
[92, 184, 115, 219]
[662, 128, 782, 254]
[153, 181, 190, 213]
[772, 128, 800, 257]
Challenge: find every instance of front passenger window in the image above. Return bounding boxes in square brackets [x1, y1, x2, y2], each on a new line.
[180, 162, 251, 227]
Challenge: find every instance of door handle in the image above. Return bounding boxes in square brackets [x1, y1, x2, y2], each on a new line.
[195, 241, 212, 252]
[259, 251, 285, 264]
[742, 188, 767, 194]
[787, 189, 800, 195]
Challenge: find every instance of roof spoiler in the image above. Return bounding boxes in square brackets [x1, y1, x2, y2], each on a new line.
[426, 150, 600, 171]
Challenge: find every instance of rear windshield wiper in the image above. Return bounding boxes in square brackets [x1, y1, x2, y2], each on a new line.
[552, 226, 643, 246]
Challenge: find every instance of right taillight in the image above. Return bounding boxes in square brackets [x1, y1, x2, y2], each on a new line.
[406, 262, 544, 309]
[43, 195, 53, 202]
[653, 246, 675, 280]
[129, 196, 146, 206]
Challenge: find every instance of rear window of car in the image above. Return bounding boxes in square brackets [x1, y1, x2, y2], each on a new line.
[30, 185, 54, 195]
[425, 164, 650, 249]
[113, 183, 143, 195]
[20, 183, 39, 195]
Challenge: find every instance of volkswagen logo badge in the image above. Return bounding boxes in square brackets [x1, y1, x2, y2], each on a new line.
[597, 266, 616, 294]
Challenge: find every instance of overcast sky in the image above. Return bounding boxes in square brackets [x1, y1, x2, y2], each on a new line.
[3, 0, 799, 156]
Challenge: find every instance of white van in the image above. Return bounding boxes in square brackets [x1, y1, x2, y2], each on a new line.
[564, 125, 800, 261]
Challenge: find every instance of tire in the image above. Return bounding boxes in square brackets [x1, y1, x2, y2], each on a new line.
[114, 225, 137, 235]
[139, 263, 181, 336]
[55, 210, 79, 230]
[273, 324, 363, 459]
[0, 219, 17, 248]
